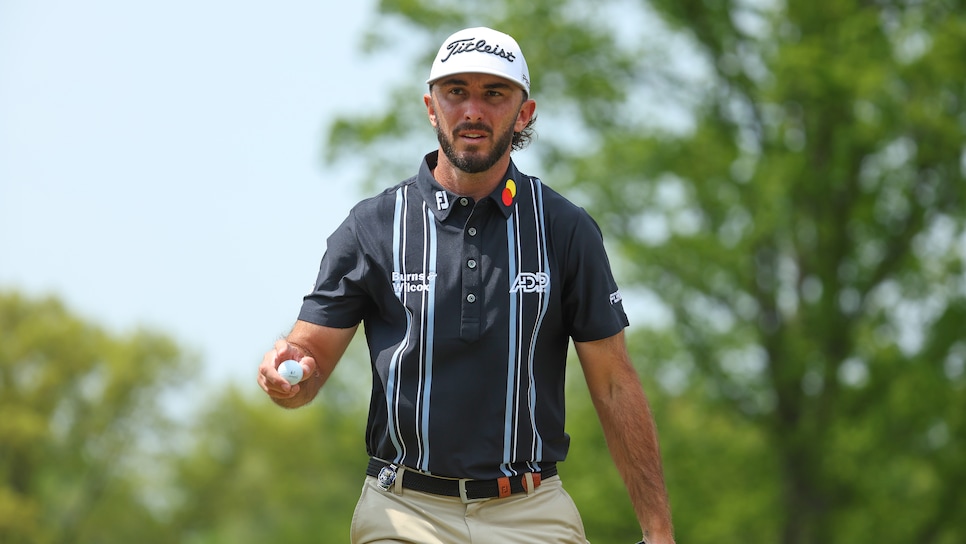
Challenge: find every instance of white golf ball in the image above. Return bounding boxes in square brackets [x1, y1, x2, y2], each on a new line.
[277, 359, 303, 385]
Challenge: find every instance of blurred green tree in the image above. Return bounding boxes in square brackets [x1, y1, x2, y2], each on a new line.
[0, 291, 191, 544]
[165, 350, 371, 544]
[323, 1, 966, 543]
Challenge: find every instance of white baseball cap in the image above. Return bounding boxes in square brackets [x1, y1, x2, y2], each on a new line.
[427, 27, 531, 94]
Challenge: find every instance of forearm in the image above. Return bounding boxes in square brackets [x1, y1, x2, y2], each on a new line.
[577, 334, 675, 541]
[589, 369, 674, 543]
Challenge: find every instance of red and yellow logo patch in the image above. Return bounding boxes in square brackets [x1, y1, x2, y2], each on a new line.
[501, 179, 516, 207]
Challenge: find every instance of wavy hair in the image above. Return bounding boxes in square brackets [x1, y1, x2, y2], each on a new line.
[512, 112, 537, 151]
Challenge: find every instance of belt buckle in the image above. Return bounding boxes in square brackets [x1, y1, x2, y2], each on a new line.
[377, 464, 397, 490]
[458, 478, 489, 504]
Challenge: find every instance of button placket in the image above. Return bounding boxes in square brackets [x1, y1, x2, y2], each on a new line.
[461, 211, 483, 340]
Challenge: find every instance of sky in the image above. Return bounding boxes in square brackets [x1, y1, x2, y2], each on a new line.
[0, 0, 408, 397]
[1, 1, 686, 410]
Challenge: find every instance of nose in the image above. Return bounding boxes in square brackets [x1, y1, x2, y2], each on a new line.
[462, 97, 485, 122]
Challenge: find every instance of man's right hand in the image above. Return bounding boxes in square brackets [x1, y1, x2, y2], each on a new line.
[257, 339, 317, 400]
[256, 320, 359, 409]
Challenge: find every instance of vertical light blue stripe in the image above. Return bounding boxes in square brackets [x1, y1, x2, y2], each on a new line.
[418, 205, 437, 472]
[527, 179, 550, 462]
[391, 188, 404, 294]
[386, 187, 408, 462]
[501, 212, 519, 477]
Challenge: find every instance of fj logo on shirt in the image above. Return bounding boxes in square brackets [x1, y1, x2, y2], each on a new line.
[435, 190, 450, 210]
[509, 272, 550, 294]
[610, 290, 623, 304]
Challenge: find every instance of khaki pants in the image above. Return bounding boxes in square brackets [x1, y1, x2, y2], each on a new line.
[350, 475, 590, 544]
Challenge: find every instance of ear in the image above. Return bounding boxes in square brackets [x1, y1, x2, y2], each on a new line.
[515, 99, 536, 132]
[424, 93, 438, 127]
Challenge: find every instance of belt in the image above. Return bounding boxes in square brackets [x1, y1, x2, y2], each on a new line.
[366, 458, 557, 502]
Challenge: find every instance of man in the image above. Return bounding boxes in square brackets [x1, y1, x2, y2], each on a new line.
[257, 27, 675, 544]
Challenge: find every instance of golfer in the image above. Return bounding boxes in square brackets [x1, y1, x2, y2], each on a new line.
[258, 26, 675, 544]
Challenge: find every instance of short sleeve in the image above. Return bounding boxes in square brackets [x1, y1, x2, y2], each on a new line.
[298, 214, 371, 328]
[560, 209, 629, 342]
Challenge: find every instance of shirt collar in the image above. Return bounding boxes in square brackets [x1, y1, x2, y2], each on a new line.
[416, 151, 526, 221]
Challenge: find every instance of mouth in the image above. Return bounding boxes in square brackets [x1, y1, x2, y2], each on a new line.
[455, 123, 492, 143]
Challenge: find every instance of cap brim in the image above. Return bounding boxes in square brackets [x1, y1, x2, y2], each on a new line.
[427, 67, 528, 92]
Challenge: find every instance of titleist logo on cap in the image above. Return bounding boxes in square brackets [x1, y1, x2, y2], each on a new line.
[428, 27, 530, 93]
[440, 37, 517, 64]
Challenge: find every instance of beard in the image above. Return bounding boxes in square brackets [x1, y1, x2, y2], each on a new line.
[436, 121, 515, 174]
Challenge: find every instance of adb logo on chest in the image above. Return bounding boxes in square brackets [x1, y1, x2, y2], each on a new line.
[509, 272, 550, 294]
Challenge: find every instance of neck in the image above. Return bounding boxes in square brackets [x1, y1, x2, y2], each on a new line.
[432, 150, 511, 202]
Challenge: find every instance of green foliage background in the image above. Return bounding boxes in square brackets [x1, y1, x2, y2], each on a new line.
[3, 0, 965, 543]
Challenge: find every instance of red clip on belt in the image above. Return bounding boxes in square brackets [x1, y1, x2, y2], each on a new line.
[496, 472, 543, 498]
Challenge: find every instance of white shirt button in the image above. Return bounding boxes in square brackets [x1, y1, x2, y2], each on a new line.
[467, 259, 477, 269]
[468, 227, 478, 236]
[459, 197, 470, 206]
[466, 293, 477, 303]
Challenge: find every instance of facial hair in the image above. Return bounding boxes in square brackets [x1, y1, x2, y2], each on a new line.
[436, 120, 515, 174]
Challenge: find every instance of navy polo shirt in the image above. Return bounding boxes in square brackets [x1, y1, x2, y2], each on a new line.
[299, 151, 628, 480]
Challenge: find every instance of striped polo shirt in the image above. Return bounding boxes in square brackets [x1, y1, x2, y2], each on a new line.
[299, 151, 628, 480]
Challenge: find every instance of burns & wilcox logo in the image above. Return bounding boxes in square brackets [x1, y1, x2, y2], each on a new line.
[393, 271, 437, 294]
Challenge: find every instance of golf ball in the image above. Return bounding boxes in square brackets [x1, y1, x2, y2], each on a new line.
[277, 359, 303, 385]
